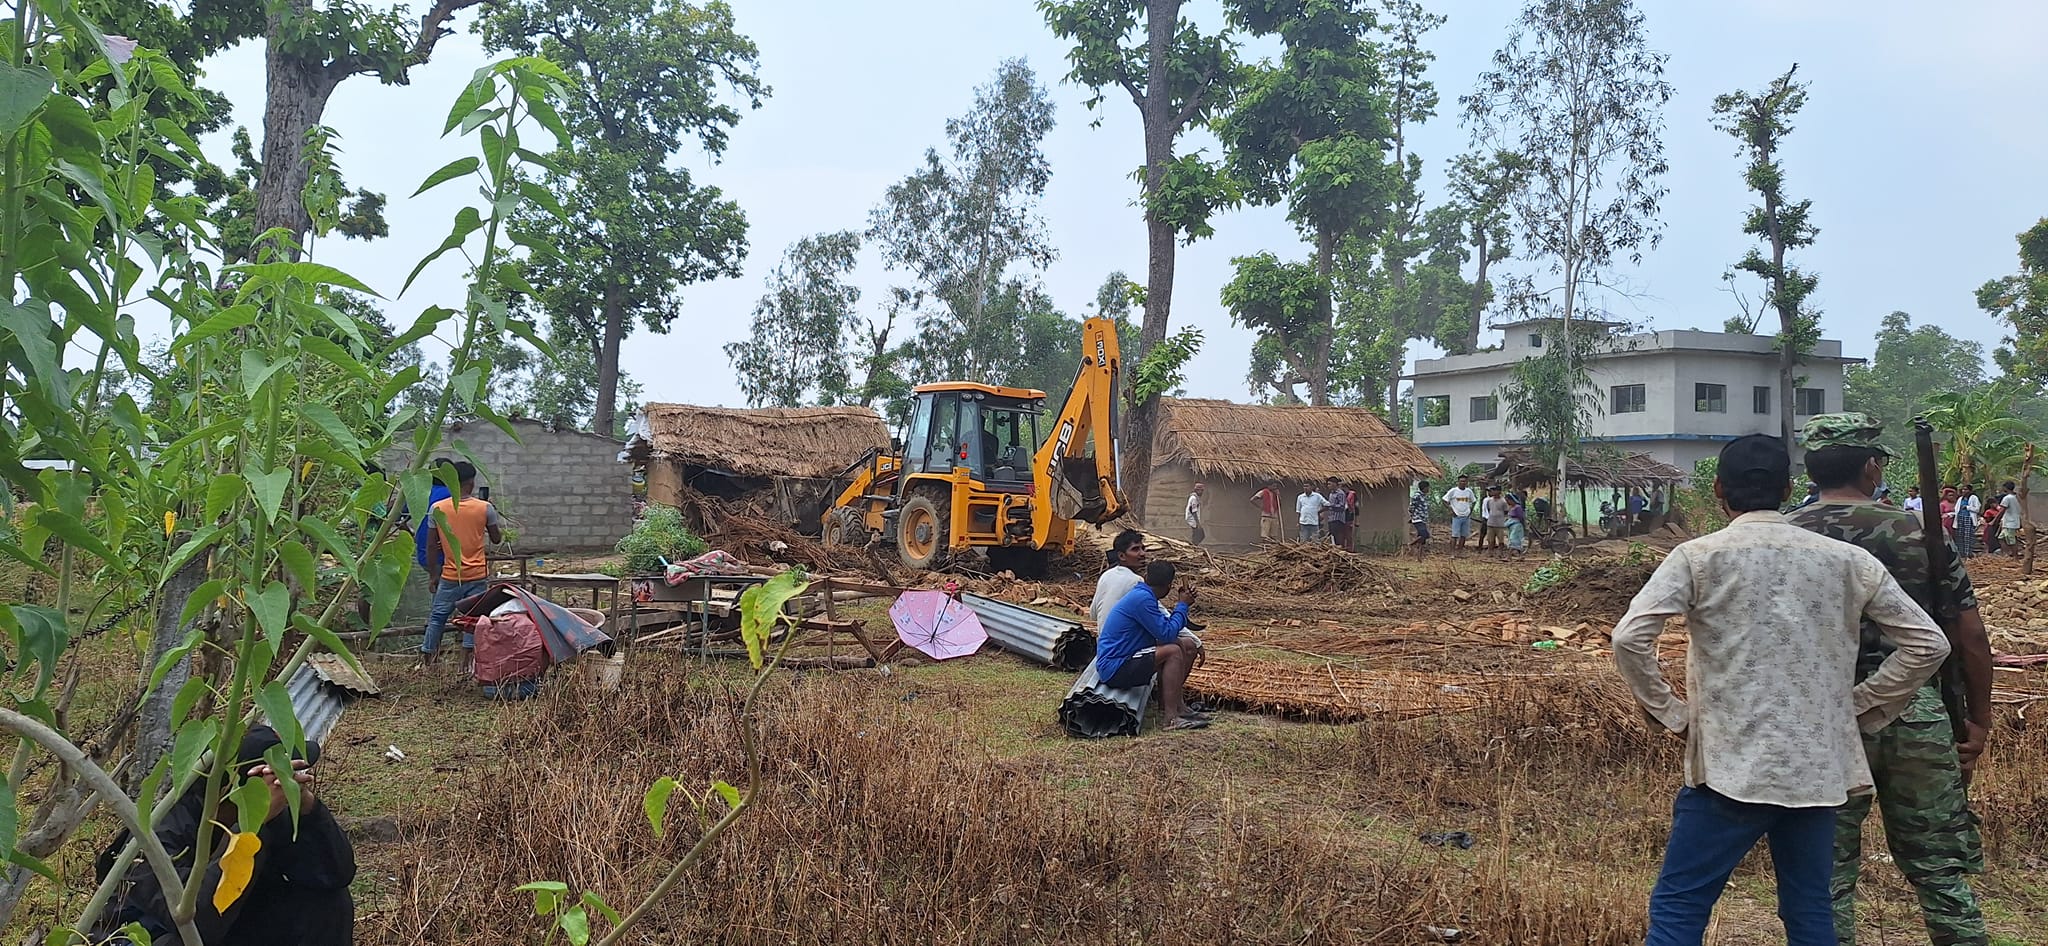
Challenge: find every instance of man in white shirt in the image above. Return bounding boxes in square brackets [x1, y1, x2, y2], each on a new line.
[1612, 434, 1949, 946]
[1185, 482, 1206, 546]
[1295, 484, 1327, 543]
[1903, 485, 1923, 513]
[1440, 475, 1477, 551]
[1089, 529, 1149, 629]
[2000, 480, 2023, 556]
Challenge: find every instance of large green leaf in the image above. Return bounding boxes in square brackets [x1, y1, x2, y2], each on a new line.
[26, 508, 116, 564]
[0, 300, 65, 403]
[402, 207, 483, 295]
[443, 73, 494, 136]
[178, 579, 225, 629]
[297, 516, 352, 562]
[255, 680, 303, 755]
[412, 156, 479, 197]
[229, 262, 381, 298]
[249, 581, 290, 650]
[290, 614, 363, 675]
[169, 718, 218, 784]
[239, 349, 290, 398]
[0, 773, 19, 863]
[643, 776, 678, 838]
[171, 304, 257, 351]
[246, 466, 289, 523]
[737, 571, 809, 669]
[146, 628, 203, 693]
[4, 606, 68, 697]
[299, 335, 372, 383]
[276, 540, 317, 595]
[0, 62, 53, 138]
[204, 473, 247, 521]
[299, 404, 366, 457]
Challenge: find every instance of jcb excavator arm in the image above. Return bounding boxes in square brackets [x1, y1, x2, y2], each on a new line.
[1030, 316, 1125, 543]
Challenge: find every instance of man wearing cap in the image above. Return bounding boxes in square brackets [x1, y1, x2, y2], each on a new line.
[1788, 414, 1993, 946]
[1612, 434, 1950, 946]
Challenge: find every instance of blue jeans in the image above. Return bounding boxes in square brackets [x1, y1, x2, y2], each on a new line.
[422, 579, 487, 655]
[1647, 786, 1836, 946]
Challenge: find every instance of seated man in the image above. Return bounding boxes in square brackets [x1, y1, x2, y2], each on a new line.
[1094, 561, 1207, 732]
[1089, 529, 1149, 628]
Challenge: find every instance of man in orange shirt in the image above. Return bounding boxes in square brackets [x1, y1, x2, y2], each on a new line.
[422, 461, 504, 666]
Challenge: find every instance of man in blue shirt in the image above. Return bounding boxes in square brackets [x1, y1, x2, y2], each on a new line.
[1094, 562, 1207, 731]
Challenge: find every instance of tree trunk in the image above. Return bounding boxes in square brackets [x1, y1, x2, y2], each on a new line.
[1116, 0, 1186, 521]
[252, 40, 342, 258]
[1465, 230, 1491, 354]
[2022, 443, 2035, 576]
[1308, 229, 1337, 406]
[593, 280, 626, 436]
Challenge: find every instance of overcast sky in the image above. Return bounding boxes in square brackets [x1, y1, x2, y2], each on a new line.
[181, 0, 2048, 409]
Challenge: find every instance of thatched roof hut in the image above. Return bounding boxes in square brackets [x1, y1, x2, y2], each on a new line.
[1484, 449, 1688, 493]
[1153, 398, 1439, 486]
[623, 404, 889, 480]
[622, 404, 890, 534]
[1145, 399, 1439, 550]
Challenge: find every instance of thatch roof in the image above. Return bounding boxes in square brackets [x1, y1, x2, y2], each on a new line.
[1486, 449, 1688, 492]
[624, 404, 888, 480]
[1152, 398, 1438, 487]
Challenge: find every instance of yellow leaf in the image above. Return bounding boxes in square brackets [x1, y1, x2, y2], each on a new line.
[163, 511, 177, 537]
[300, 459, 316, 481]
[213, 831, 262, 913]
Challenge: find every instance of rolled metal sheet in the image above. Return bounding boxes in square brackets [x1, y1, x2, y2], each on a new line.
[960, 593, 1094, 671]
[280, 665, 351, 746]
[1057, 659, 1153, 738]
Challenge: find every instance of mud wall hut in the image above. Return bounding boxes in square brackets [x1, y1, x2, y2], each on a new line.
[621, 404, 890, 535]
[1144, 398, 1440, 550]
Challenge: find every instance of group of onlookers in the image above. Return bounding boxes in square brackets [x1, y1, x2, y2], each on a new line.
[1410, 474, 1527, 557]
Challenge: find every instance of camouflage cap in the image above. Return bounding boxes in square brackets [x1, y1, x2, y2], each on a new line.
[1799, 412, 1893, 456]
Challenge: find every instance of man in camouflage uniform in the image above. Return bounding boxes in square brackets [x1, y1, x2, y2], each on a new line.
[1788, 413, 1996, 946]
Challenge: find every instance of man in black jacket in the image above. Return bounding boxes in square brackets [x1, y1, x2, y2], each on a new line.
[96, 726, 356, 945]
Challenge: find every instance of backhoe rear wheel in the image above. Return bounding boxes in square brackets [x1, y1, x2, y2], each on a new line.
[897, 494, 947, 571]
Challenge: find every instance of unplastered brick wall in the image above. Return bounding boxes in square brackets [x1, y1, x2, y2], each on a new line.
[382, 419, 632, 552]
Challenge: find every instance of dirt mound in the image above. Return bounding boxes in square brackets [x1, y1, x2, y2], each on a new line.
[1211, 543, 1398, 596]
[1524, 554, 1660, 625]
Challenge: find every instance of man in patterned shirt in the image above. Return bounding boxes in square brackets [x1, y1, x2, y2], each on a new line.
[1788, 414, 1994, 946]
[1407, 480, 1431, 557]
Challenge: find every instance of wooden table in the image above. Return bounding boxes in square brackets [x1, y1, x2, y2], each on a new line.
[530, 572, 627, 612]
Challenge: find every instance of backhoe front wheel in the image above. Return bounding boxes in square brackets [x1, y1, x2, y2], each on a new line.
[897, 494, 947, 571]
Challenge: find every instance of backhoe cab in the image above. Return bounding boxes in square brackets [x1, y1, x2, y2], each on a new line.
[822, 316, 1125, 573]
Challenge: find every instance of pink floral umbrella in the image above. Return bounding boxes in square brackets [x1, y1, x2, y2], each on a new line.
[889, 590, 988, 661]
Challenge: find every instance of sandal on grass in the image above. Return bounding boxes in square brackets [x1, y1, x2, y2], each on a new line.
[1164, 716, 1210, 732]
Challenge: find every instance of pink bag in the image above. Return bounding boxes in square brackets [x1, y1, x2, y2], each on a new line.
[473, 612, 547, 686]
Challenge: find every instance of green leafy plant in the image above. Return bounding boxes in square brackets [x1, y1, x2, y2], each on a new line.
[520, 569, 807, 945]
[614, 504, 708, 574]
[1522, 560, 1578, 594]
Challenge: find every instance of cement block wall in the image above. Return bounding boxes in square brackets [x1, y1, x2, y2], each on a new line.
[386, 419, 632, 552]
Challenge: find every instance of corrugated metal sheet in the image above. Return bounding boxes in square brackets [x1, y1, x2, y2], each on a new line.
[1057, 660, 1153, 738]
[961, 593, 1094, 671]
[307, 653, 381, 695]
[279, 665, 351, 746]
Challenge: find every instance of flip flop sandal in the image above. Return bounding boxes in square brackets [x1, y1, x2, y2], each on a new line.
[1164, 716, 1210, 732]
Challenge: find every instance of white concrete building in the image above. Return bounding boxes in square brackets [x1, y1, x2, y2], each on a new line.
[1408, 320, 1860, 472]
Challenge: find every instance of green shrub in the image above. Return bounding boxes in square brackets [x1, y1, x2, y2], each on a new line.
[615, 505, 709, 574]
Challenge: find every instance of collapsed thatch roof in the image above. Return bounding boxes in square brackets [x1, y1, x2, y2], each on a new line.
[624, 404, 888, 480]
[1486, 449, 1688, 491]
[1152, 398, 1438, 487]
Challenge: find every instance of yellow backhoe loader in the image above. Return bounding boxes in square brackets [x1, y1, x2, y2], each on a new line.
[821, 316, 1126, 573]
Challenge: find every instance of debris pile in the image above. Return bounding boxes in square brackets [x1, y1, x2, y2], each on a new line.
[1520, 552, 1661, 624]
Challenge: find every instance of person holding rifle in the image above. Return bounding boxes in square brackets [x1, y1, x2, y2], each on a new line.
[1787, 414, 1992, 946]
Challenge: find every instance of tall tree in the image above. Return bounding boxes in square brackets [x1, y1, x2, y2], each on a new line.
[1358, 0, 1444, 411]
[1040, 0, 1236, 514]
[727, 231, 865, 408]
[483, 0, 767, 434]
[1842, 311, 1986, 458]
[1217, 0, 1395, 405]
[868, 58, 1059, 386]
[1440, 149, 1526, 354]
[1713, 65, 1818, 444]
[1978, 217, 2048, 389]
[1221, 252, 1328, 402]
[1924, 381, 2034, 488]
[1462, 0, 1671, 465]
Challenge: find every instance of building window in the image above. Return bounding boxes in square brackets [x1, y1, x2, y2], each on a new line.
[1419, 395, 1451, 427]
[1469, 395, 1499, 422]
[1753, 385, 1771, 415]
[1611, 384, 1646, 414]
[1528, 333, 1544, 348]
[1796, 387, 1826, 416]
[1694, 383, 1727, 413]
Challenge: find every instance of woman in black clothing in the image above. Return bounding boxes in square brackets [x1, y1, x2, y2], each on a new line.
[94, 726, 356, 946]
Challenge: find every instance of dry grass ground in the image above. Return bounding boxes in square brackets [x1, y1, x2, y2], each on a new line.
[306, 552, 2048, 946]
[7, 552, 2047, 945]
